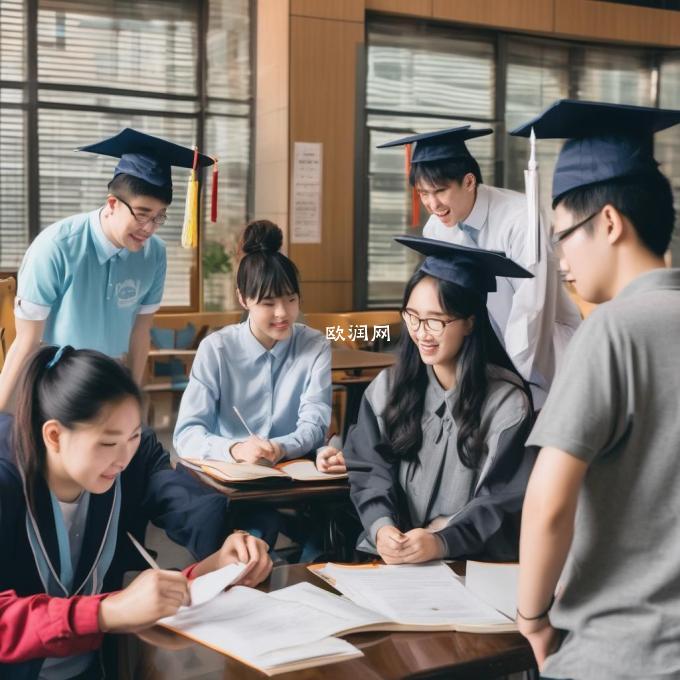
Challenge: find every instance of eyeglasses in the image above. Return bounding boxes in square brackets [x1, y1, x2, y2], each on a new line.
[114, 195, 167, 228]
[401, 310, 460, 336]
[550, 209, 601, 251]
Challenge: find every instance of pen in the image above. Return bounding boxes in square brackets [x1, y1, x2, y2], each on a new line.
[127, 531, 161, 569]
[232, 406, 274, 467]
[232, 406, 254, 436]
[345, 464, 372, 473]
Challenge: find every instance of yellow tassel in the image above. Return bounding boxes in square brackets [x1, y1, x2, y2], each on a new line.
[181, 147, 199, 249]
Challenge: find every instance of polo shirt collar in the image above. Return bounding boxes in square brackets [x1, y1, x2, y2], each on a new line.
[91, 208, 129, 264]
[617, 267, 680, 300]
[459, 184, 490, 233]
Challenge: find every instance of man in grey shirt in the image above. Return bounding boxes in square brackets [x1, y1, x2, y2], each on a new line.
[510, 99, 680, 680]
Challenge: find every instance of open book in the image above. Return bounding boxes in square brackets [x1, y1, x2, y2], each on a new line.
[158, 586, 362, 675]
[181, 457, 348, 483]
[307, 561, 517, 633]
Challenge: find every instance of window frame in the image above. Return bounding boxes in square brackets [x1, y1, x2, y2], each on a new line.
[357, 14, 679, 308]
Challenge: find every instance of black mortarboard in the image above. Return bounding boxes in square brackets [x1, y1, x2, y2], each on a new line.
[510, 99, 680, 206]
[377, 125, 493, 163]
[395, 236, 532, 298]
[78, 128, 214, 190]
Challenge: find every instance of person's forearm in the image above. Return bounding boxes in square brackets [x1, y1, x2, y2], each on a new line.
[128, 325, 151, 385]
[0, 337, 40, 411]
[518, 485, 575, 619]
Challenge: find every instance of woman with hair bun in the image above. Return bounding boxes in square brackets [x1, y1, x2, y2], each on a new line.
[174, 220, 336, 548]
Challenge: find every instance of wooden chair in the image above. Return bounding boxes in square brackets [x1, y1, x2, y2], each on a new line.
[0, 277, 17, 370]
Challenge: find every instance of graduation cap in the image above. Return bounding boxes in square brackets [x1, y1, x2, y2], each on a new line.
[378, 126, 493, 227]
[78, 128, 214, 190]
[395, 235, 532, 299]
[377, 125, 493, 163]
[79, 128, 220, 245]
[510, 99, 680, 206]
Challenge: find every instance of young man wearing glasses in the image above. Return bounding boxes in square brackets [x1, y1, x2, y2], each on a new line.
[511, 100, 680, 680]
[0, 129, 214, 409]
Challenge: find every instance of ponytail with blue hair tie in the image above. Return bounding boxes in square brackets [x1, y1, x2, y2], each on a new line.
[46, 345, 70, 370]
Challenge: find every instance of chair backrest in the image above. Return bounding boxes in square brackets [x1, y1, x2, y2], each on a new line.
[151, 311, 245, 349]
[0, 277, 17, 365]
[302, 312, 357, 348]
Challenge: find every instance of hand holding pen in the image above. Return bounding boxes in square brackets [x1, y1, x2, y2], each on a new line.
[230, 406, 280, 467]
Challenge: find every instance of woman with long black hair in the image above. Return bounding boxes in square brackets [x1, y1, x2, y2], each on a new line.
[345, 237, 536, 564]
[0, 346, 271, 679]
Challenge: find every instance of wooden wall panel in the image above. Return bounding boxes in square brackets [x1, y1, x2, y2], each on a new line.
[432, 0, 553, 33]
[366, 0, 433, 17]
[289, 16, 364, 290]
[300, 282, 354, 312]
[254, 0, 290, 253]
[290, 0, 364, 22]
[554, 0, 680, 47]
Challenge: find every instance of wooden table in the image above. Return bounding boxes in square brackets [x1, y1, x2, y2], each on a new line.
[147, 347, 396, 371]
[120, 563, 535, 680]
[331, 348, 396, 373]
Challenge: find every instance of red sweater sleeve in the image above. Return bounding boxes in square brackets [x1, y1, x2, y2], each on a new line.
[0, 589, 107, 663]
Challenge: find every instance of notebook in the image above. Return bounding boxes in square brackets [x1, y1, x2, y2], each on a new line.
[181, 457, 348, 483]
[307, 561, 516, 633]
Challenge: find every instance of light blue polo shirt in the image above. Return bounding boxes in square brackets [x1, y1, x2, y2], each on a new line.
[15, 208, 166, 357]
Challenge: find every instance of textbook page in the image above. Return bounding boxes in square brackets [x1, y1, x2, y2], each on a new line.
[314, 562, 512, 628]
[159, 586, 362, 670]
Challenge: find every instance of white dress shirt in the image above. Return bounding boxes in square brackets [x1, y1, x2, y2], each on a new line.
[423, 184, 581, 407]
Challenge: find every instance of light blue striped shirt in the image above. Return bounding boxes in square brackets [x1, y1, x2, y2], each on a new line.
[174, 321, 332, 461]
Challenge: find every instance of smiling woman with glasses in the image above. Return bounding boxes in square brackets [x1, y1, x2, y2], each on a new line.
[344, 237, 535, 567]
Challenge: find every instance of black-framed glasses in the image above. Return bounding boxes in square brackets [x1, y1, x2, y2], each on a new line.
[401, 310, 460, 336]
[114, 195, 167, 227]
[550, 209, 601, 250]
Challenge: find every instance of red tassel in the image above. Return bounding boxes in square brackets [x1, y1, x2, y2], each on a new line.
[405, 144, 419, 228]
[210, 158, 219, 223]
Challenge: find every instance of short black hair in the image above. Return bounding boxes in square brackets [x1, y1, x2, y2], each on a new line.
[108, 173, 172, 206]
[409, 156, 483, 188]
[556, 169, 675, 257]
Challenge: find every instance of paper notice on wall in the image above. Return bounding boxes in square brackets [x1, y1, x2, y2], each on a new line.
[291, 142, 322, 244]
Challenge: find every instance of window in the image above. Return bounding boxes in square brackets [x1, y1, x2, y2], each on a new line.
[362, 18, 680, 305]
[0, 0, 252, 310]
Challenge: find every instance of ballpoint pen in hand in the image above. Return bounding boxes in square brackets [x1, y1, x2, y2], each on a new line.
[232, 406, 274, 467]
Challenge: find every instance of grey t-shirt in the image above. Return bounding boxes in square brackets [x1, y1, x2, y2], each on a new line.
[527, 268, 680, 680]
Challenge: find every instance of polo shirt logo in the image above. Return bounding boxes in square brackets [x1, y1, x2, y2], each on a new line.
[115, 278, 142, 308]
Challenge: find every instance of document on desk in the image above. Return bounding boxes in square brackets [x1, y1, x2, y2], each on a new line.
[308, 561, 516, 632]
[181, 457, 347, 482]
[158, 585, 362, 675]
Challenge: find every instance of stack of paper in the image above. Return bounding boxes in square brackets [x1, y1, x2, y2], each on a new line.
[308, 561, 516, 632]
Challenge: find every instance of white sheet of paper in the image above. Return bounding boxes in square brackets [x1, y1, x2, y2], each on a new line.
[280, 458, 348, 481]
[269, 582, 387, 629]
[316, 562, 511, 626]
[189, 562, 248, 607]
